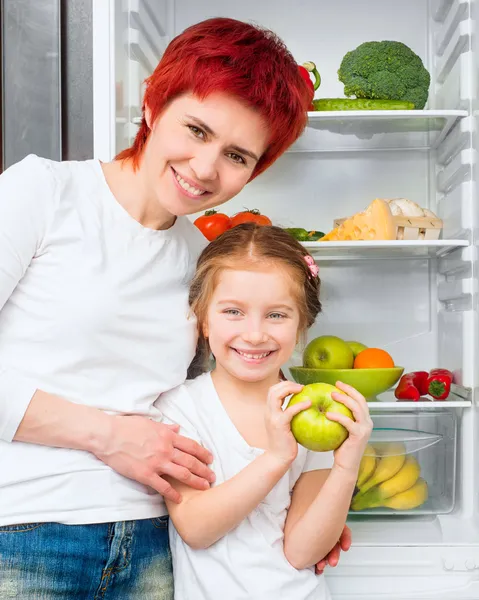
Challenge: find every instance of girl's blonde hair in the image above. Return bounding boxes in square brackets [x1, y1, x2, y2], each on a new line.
[187, 223, 321, 378]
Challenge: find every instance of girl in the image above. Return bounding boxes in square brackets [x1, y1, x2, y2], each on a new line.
[159, 223, 373, 599]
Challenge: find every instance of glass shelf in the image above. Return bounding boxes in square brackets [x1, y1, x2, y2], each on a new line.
[368, 389, 471, 409]
[302, 239, 469, 260]
[288, 109, 467, 152]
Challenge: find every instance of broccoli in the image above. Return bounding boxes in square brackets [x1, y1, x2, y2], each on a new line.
[338, 41, 431, 110]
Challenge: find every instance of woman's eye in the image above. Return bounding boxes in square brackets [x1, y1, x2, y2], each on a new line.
[188, 125, 205, 139]
[268, 312, 286, 320]
[227, 152, 246, 165]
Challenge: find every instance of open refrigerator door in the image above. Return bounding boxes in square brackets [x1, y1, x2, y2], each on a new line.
[93, 0, 479, 597]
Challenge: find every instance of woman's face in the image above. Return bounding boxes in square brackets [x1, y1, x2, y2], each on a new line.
[141, 92, 269, 219]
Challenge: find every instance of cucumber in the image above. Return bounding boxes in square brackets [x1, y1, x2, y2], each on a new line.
[312, 98, 415, 111]
[283, 228, 310, 241]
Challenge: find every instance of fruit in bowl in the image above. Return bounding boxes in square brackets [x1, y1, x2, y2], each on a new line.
[346, 340, 368, 358]
[303, 335, 354, 370]
[354, 348, 395, 369]
[289, 366, 404, 400]
[288, 382, 354, 452]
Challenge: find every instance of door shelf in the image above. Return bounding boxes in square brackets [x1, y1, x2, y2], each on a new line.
[302, 239, 469, 260]
[289, 109, 467, 152]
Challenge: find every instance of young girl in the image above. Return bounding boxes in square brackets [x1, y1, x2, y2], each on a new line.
[159, 223, 373, 599]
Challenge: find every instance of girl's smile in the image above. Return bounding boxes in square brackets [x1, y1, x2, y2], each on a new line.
[204, 267, 300, 385]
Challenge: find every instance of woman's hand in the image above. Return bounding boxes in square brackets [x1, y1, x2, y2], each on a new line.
[264, 381, 311, 467]
[93, 415, 216, 504]
[326, 381, 373, 475]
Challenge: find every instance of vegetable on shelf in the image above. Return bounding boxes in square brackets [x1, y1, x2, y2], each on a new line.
[230, 209, 272, 228]
[427, 368, 453, 400]
[337, 40, 431, 110]
[394, 371, 429, 401]
[193, 210, 231, 241]
[395, 369, 453, 401]
[283, 228, 325, 242]
[307, 230, 325, 241]
[313, 98, 415, 111]
[298, 61, 321, 110]
[284, 228, 310, 241]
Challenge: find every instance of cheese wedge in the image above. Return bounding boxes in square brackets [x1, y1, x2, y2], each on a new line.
[321, 199, 396, 241]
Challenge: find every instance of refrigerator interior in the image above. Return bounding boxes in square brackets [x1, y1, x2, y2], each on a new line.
[93, 0, 479, 596]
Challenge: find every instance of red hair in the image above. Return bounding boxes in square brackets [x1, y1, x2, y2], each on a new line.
[115, 17, 312, 179]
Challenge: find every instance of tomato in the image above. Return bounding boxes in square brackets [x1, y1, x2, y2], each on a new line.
[193, 210, 232, 241]
[230, 209, 272, 228]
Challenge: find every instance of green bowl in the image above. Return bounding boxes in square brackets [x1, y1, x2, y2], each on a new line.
[289, 367, 404, 399]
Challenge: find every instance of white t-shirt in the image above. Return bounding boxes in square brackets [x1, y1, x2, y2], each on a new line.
[159, 373, 334, 600]
[0, 154, 207, 526]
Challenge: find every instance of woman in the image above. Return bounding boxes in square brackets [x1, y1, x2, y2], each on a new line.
[0, 17, 348, 599]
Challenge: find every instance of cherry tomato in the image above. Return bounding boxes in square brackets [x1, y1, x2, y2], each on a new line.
[230, 209, 272, 228]
[193, 210, 232, 241]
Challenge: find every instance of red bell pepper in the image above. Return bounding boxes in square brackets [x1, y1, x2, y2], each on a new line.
[298, 65, 315, 94]
[298, 62, 321, 109]
[394, 371, 429, 401]
[427, 368, 453, 400]
[395, 374, 420, 401]
[410, 371, 429, 395]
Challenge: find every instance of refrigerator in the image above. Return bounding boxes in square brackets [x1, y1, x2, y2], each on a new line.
[91, 1, 479, 598]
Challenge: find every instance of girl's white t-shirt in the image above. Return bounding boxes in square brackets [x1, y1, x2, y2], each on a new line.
[0, 154, 207, 526]
[159, 373, 334, 600]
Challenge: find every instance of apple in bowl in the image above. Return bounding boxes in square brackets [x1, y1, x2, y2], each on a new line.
[288, 382, 354, 452]
[303, 335, 354, 370]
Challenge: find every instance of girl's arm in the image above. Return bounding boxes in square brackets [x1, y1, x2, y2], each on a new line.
[165, 450, 291, 549]
[165, 380, 311, 550]
[284, 467, 356, 569]
[283, 382, 373, 570]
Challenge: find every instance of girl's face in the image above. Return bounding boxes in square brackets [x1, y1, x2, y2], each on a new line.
[141, 92, 269, 220]
[204, 265, 301, 385]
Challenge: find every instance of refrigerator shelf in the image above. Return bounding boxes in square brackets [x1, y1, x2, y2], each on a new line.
[288, 110, 467, 152]
[302, 239, 469, 260]
[368, 389, 471, 409]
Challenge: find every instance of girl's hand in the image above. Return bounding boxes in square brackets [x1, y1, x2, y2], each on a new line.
[264, 381, 311, 467]
[326, 381, 373, 476]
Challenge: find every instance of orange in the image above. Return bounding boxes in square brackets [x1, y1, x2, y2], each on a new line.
[353, 348, 395, 369]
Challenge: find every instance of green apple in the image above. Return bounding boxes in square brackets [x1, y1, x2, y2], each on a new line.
[346, 340, 368, 358]
[289, 382, 354, 452]
[303, 335, 354, 369]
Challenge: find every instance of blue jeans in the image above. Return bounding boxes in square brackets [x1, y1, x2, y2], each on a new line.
[0, 517, 173, 599]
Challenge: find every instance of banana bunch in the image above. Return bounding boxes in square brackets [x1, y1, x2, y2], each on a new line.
[350, 443, 428, 511]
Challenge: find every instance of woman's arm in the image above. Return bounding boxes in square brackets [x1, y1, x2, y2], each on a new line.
[0, 157, 214, 502]
[14, 389, 215, 503]
[283, 467, 356, 569]
[283, 381, 373, 570]
[0, 156, 58, 441]
[165, 380, 310, 549]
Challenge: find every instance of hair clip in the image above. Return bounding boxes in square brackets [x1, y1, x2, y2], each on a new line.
[304, 254, 319, 278]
